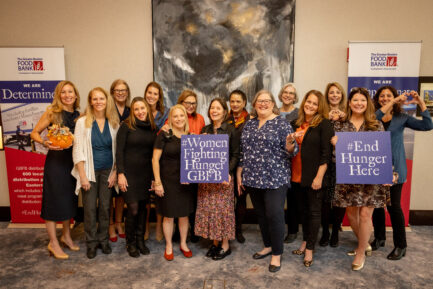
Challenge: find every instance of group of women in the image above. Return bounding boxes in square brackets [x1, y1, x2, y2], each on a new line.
[31, 79, 432, 273]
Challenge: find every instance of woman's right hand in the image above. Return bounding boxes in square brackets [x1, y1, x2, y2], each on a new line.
[393, 93, 408, 105]
[80, 176, 91, 191]
[118, 173, 128, 192]
[331, 135, 338, 146]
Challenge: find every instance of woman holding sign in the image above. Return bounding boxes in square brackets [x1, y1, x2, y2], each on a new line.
[195, 98, 240, 260]
[237, 90, 298, 273]
[371, 86, 433, 260]
[332, 87, 389, 271]
[31, 81, 81, 260]
[152, 105, 194, 261]
[290, 90, 333, 267]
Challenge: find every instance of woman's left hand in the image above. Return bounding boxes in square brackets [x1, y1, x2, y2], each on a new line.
[108, 171, 117, 188]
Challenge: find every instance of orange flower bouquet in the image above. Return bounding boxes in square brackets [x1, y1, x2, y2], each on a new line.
[47, 124, 74, 148]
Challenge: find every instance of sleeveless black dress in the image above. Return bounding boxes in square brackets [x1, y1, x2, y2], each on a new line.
[40, 110, 79, 221]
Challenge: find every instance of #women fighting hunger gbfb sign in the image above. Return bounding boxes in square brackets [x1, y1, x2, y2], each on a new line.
[336, 132, 393, 184]
[181, 134, 229, 183]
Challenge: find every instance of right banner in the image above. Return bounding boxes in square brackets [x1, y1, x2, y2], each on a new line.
[347, 41, 422, 226]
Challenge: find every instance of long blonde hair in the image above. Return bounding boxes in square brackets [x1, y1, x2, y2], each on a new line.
[84, 87, 119, 128]
[168, 104, 189, 134]
[296, 90, 329, 128]
[47, 81, 80, 124]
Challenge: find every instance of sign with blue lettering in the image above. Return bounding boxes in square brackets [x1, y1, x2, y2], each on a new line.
[335, 132, 393, 184]
[181, 134, 229, 183]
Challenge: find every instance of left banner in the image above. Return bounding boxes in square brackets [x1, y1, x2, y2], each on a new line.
[0, 47, 65, 223]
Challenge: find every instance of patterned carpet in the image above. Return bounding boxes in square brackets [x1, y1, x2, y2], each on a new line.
[0, 222, 432, 289]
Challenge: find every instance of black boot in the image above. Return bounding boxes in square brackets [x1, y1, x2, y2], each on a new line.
[330, 229, 339, 247]
[125, 205, 140, 258]
[387, 247, 406, 260]
[136, 201, 150, 255]
[236, 229, 245, 244]
[319, 230, 330, 247]
[370, 238, 385, 251]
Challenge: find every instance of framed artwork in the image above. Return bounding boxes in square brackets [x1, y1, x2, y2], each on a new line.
[152, 0, 296, 114]
[417, 76, 433, 116]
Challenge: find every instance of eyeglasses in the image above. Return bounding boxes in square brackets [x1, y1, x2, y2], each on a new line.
[283, 92, 296, 96]
[256, 99, 273, 105]
[183, 101, 197, 107]
[114, 89, 128, 94]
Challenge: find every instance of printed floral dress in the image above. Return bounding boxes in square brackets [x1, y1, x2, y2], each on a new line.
[332, 120, 390, 208]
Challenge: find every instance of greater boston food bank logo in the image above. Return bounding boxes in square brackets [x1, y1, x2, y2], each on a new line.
[370, 53, 398, 70]
[17, 57, 45, 74]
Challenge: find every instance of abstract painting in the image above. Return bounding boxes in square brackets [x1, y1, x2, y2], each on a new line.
[152, 0, 296, 114]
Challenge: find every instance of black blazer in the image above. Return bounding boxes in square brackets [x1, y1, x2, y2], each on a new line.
[291, 118, 334, 188]
[201, 122, 240, 175]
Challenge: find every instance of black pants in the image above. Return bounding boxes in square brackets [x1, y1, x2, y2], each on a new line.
[321, 186, 346, 238]
[372, 183, 406, 248]
[286, 182, 301, 235]
[298, 186, 324, 250]
[125, 200, 147, 246]
[234, 176, 248, 232]
[247, 185, 287, 255]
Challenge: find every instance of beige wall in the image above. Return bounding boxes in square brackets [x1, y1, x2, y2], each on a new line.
[1, 0, 432, 210]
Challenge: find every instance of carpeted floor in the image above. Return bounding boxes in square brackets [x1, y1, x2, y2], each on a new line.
[0, 222, 432, 289]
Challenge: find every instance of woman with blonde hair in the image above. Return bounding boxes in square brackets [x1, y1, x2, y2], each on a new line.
[278, 83, 299, 122]
[325, 82, 347, 121]
[107, 79, 131, 242]
[319, 82, 348, 248]
[152, 104, 195, 261]
[31, 81, 81, 259]
[72, 87, 119, 259]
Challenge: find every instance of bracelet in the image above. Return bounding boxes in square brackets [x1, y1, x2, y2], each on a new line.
[154, 181, 162, 186]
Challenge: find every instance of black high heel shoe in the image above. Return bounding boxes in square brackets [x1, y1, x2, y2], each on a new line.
[370, 239, 385, 251]
[387, 247, 406, 260]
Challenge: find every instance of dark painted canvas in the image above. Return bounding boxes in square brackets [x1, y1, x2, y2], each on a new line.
[152, 0, 296, 115]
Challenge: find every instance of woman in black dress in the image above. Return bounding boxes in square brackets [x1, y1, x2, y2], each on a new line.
[116, 97, 157, 257]
[152, 104, 194, 261]
[30, 81, 81, 259]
